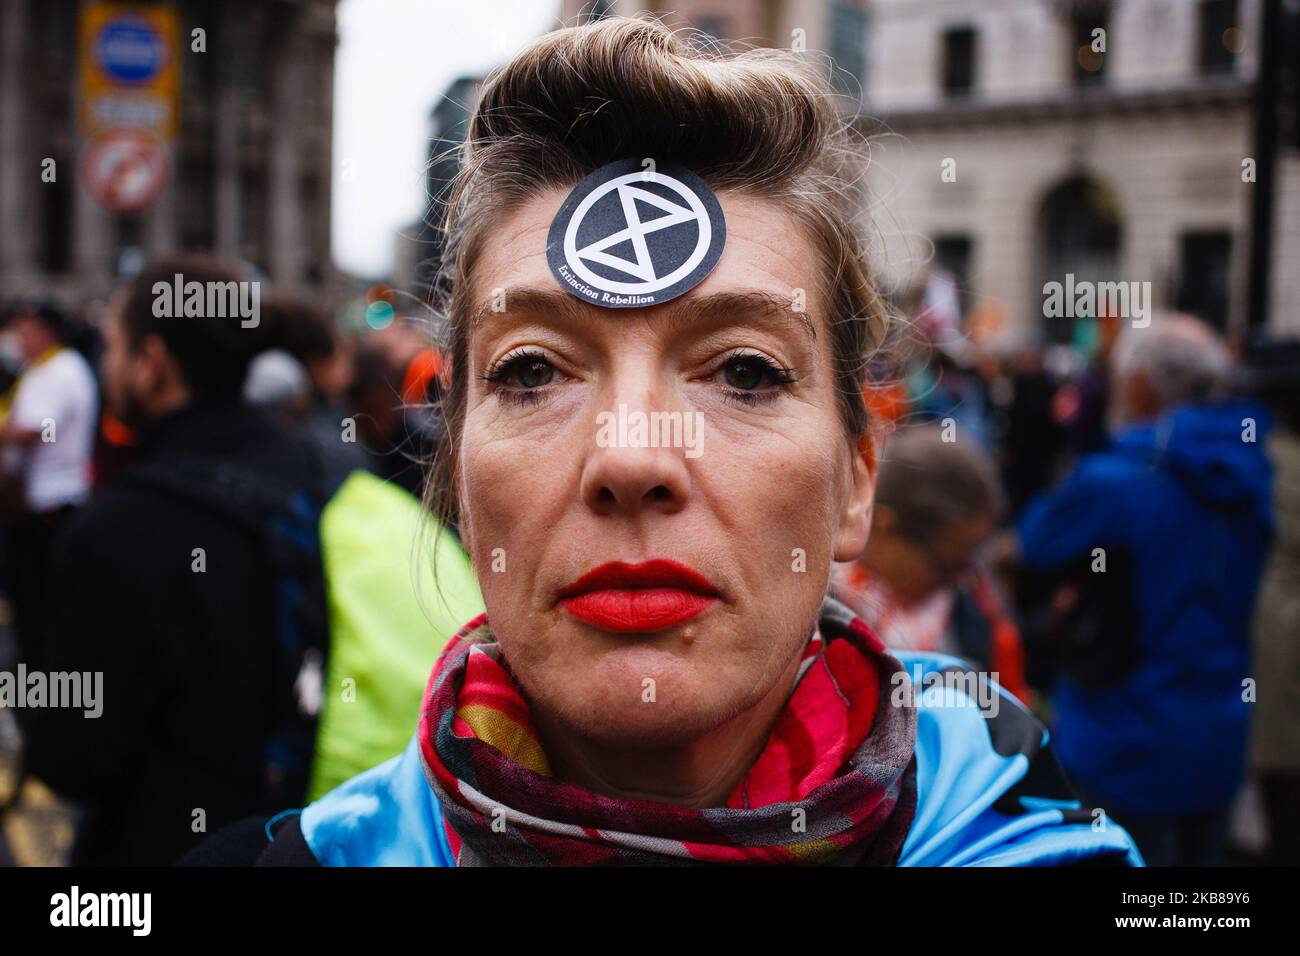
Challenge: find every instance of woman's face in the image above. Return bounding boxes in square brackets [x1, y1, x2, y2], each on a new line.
[456, 189, 875, 748]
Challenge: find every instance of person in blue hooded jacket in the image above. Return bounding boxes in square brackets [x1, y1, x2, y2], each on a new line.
[188, 17, 1140, 868]
[1014, 313, 1272, 867]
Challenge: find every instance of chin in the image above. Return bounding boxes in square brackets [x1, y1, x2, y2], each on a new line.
[539, 660, 755, 750]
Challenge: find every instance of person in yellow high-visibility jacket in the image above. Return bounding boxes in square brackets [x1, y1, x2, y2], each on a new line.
[308, 469, 483, 800]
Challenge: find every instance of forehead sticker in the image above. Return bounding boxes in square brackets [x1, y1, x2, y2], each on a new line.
[546, 158, 727, 308]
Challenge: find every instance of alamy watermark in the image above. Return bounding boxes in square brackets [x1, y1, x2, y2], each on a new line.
[0, 664, 102, 718]
[50, 886, 150, 936]
[152, 273, 260, 328]
[595, 403, 704, 459]
[890, 665, 1001, 717]
[1043, 273, 1151, 328]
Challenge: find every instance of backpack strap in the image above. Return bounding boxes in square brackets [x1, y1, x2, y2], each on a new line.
[256, 811, 321, 867]
[176, 812, 321, 866]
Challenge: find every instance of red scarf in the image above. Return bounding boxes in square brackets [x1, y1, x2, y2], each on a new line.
[419, 599, 918, 865]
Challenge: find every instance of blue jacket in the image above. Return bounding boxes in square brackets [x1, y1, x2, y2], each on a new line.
[292, 651, 1143, 867]
[1017, 401, 1273, 815]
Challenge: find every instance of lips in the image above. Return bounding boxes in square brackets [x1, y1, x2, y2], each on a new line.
[556, 559, 720, 633]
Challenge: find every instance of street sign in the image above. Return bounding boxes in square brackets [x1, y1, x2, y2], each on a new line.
[78, 2, 179, 142]
[96, 16, 166, 84]
[81, 130, 171, 214]
[77, 2, 179, 214]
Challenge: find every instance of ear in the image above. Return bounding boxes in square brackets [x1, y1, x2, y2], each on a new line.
[1116, 368, 1160, 424]
[1133, 370, 1163, 418]
[833, 432, 877, 563]
[135, 334, 172, 391]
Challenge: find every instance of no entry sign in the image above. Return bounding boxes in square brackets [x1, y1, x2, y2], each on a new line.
[81, 130, 170, 214]
[77, 2, 178, 213]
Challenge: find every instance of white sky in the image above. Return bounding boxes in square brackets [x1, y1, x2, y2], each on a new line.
[331, 0, 561, 278]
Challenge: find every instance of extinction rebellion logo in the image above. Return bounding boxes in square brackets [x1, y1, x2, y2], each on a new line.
[547, 158, 727, 308]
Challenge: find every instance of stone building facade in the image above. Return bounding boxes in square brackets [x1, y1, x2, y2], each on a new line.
[561, 0, 1298, 343]
[0, 0, 338, 305]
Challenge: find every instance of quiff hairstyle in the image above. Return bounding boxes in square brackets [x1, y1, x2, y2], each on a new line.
[427, 16, 890, 530]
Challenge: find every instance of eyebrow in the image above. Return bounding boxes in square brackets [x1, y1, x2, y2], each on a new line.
[470, 288, 817, 345]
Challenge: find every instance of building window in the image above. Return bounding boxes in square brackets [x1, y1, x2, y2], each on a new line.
[693, 16, 728, 41]
[933, 235, 973, 318]
[1177, 231, 1233, 332]
[1038, 176, 1123, 345]
[239, 167, 267, 269]
[941, 27, 976, 97]
[178, 155, 215, 251]
[1199, 0, 1241, 76]
[33, 0, 75, 273]
[300, 173, 323, 284]
[583, 0, 615, 20]
[114, 216, 145, 279]
[828, 3, 869, 97]
[36, 153, 72, 274]
[178, 5, 216, 253]
[1072, 4, 1108, 87]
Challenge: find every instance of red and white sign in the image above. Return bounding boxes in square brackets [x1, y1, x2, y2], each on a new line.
[81, 130, 170, 213]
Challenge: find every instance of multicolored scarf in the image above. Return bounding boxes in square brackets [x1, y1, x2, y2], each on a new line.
[418, 598, 918, 865]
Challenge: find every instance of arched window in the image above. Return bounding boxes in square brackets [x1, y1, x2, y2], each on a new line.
[1038, 176, 1122, 345]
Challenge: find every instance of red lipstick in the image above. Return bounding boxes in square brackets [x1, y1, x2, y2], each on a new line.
[557, 559, 720, 633]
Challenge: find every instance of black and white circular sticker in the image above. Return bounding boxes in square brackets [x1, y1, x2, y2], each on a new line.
[546, 159, 727, 308]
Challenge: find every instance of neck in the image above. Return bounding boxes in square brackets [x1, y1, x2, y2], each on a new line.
[859, 541, 893, 589]
[138, 384, 194, 424]
[532, 641, 807, 808]
[27, 339, 60, 363]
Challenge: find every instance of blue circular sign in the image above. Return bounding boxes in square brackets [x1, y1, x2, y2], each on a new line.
[96, 18, 163, 84]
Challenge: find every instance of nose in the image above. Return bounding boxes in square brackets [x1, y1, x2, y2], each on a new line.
[579, 407, 692, 518]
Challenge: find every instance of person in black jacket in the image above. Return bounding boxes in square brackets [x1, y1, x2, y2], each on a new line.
[23, 255, 326, 865]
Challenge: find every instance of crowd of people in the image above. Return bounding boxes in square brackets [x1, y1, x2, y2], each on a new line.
[843, 304, 1298, 867]
[0, 255, 475, 864]
[0, 247, 1296, 867]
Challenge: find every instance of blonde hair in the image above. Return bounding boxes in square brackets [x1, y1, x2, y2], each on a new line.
[427, 15, 889, 531]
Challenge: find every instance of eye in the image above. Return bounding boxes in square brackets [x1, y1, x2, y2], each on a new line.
[483, 348, 561, 405]
[713, 350, 797, 405]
